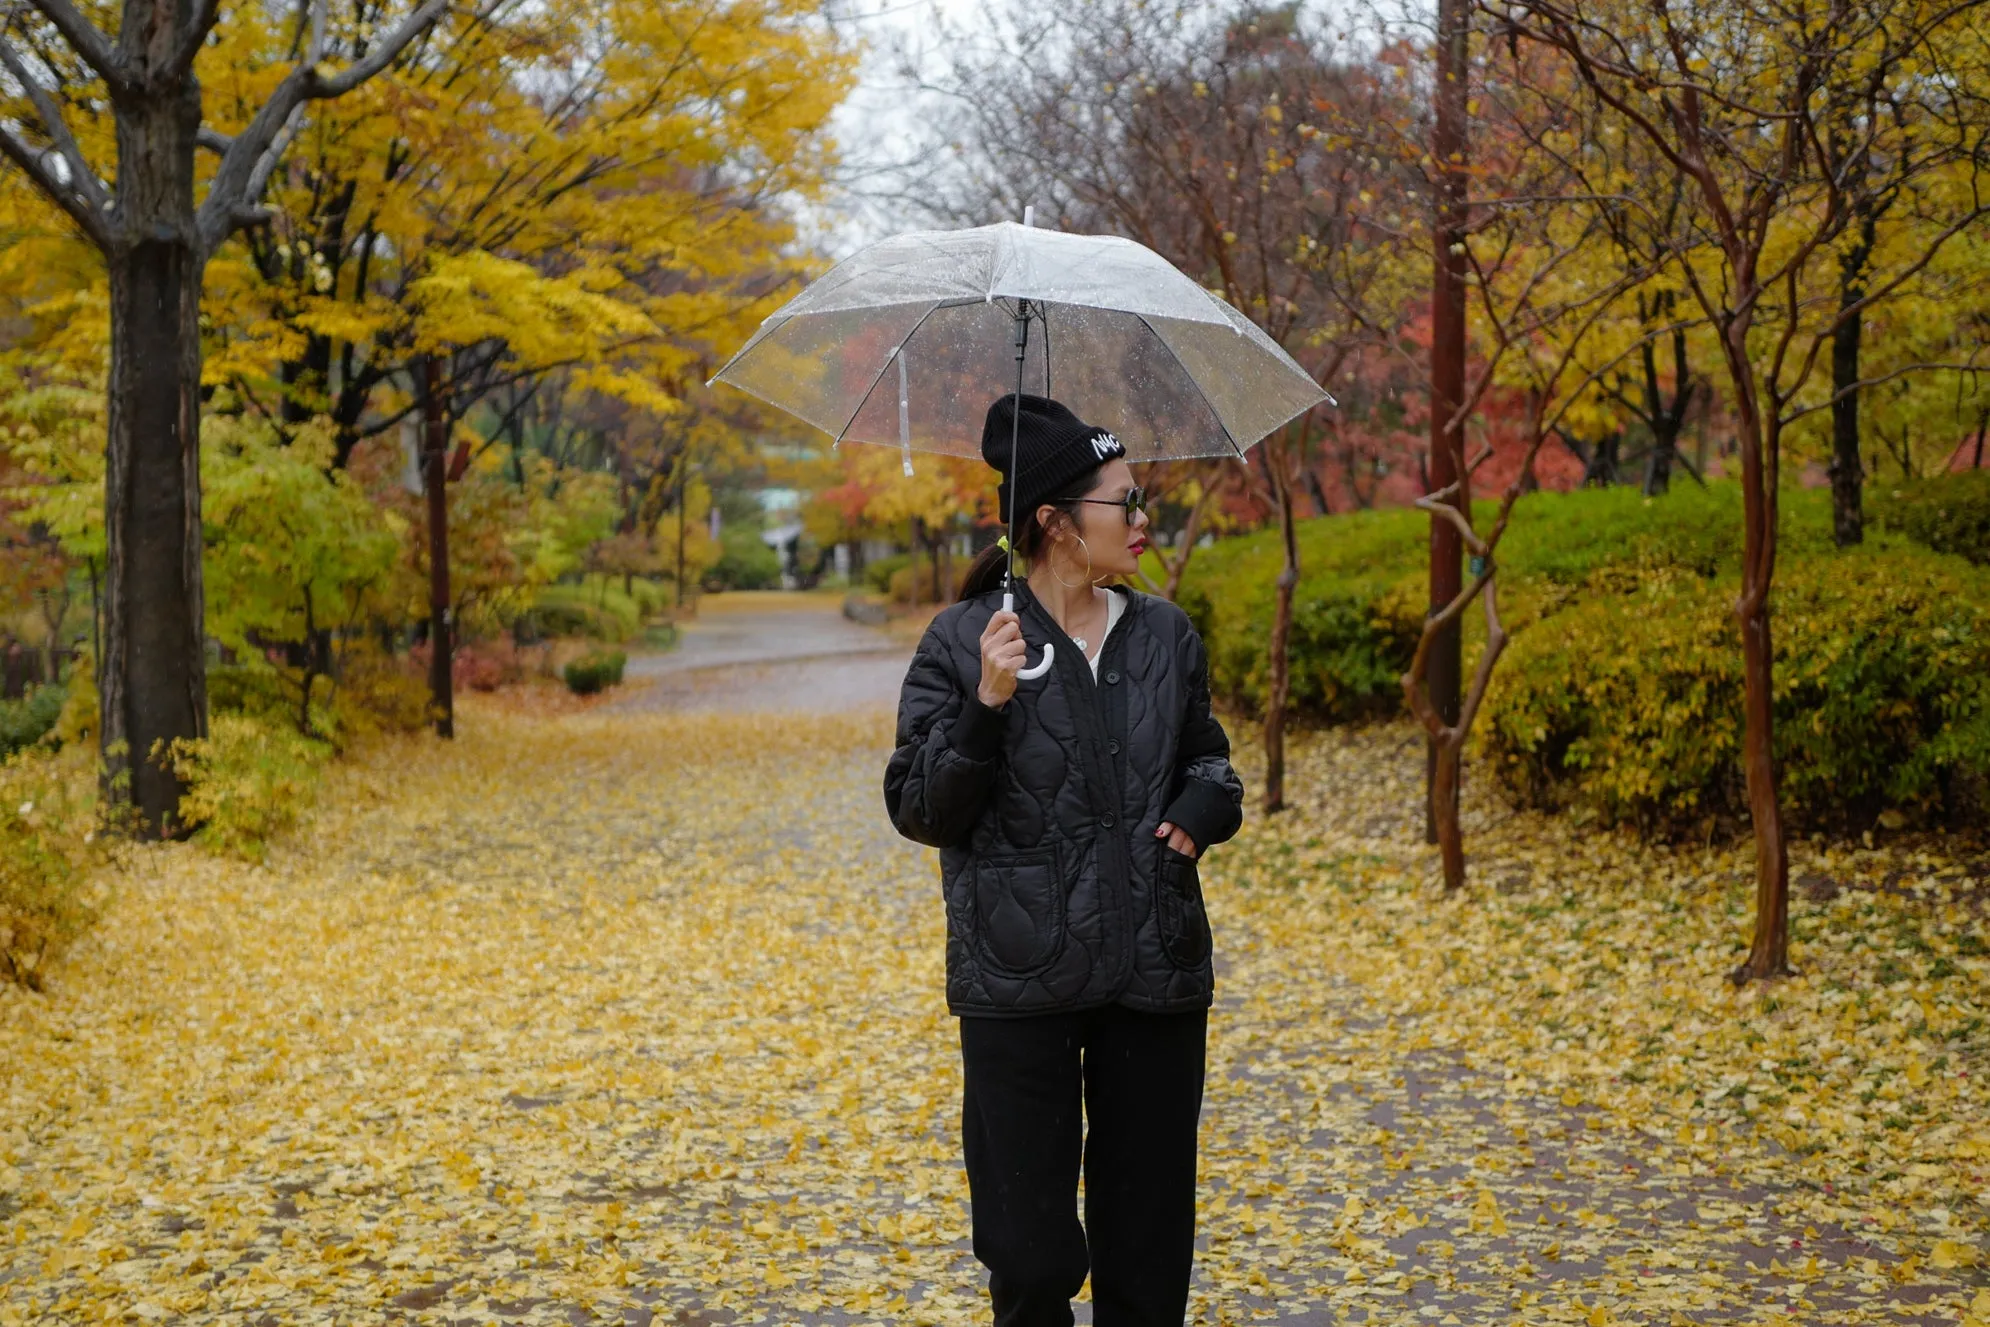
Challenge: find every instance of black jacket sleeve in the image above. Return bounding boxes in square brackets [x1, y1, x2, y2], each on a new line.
[1161, 622, 1245, 854]
[883, 622, 1007, 849]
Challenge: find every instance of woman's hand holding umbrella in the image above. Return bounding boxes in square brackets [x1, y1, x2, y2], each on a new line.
[977, 610, 1026, 709]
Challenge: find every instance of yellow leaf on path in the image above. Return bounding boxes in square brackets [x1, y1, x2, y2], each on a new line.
[1472, 1188, 1509, 1237]
[1933, 1239, 1980, 1270]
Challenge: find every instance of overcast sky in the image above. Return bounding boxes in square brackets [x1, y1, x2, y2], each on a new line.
[805, 0, 995, 258]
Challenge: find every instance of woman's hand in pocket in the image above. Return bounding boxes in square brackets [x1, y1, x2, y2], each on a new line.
[1155, 821, 1199, 858]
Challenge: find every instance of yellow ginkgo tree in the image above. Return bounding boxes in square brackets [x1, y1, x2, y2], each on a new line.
[201, 0, 853, 468]
[0, 0, 452, 831]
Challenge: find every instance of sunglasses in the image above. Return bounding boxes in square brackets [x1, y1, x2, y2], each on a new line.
[1072, 487, 1147, 521]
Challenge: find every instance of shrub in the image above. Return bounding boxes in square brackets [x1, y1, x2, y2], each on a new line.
[1496, 482, 1835, 587]
[1480, 546, 1990, 834]
[1869, 469, 1990, 565]
[1186, 572, 1426, 722]
[207, 661, 297, 723]
[862, 552, 914, 595]
[207, 659, 346, 744]
[563, 648, 627, 695]
[704, 527, 782, 592]
[887, 560, 953, 606]
[0, 682, 67, 757]
[0, 747, 108, 989]
[523, 582, 642, 642]
[332, 646, 434, 736]
[410, 638, 524, 693]
[1175, 483, 1842, 721]
[1177, 506, 1431, 722]
[167, 713, 334, 860]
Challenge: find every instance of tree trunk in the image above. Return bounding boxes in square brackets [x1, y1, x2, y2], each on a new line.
[1582, 433, 1622, 487]
[1427, 0, 1469, 846]
[1725, 341, 1791, 984]
[1160, 487, 1213, 601]
[1830, 205, 1877, 546]
[676, 467, 689, 609]
[1641, 326, 1691, 497]
[423, 358, 454, 739]
[1828, 309, 1863, 545]
[281, 331, 335, 428]
[102, 232, 208, 833]
[1262, 445, 1299, 815]
[1432, 735, 1464, 887]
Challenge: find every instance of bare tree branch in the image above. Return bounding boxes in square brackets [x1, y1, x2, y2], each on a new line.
[20, 0, 123, 88]
[0, 120, 108, 246]
[0, 32, 108, 217]
[168, 0, 226, 73]
[197, 0, 454, 252]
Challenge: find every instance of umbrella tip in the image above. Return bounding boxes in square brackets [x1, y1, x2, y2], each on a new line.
[1023, 204, 1035, 227]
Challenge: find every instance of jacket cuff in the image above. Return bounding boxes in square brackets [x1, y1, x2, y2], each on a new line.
[952, 695, 1008, 762]
[1162, 777, 1239, 853]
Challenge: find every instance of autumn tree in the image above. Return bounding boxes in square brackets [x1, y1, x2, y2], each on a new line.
[799, 447, 992, 602]
[0, 0, 450, 828]
[1485, 0, 1990, 980]
[1396, 34, 1686, 887]
[924, 0, 1424, 811]
[202, 0, 850, 472]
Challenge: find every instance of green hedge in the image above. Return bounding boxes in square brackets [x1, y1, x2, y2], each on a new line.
[1176, 507, 1431, 722]
[563, 648, 627, 695]
[705, 527, 782, 592]
[1181, 482, 1990, 831]
[0, 684, 66, 758]
[1177, 485, 1840, 723]
[863, 552, 914, 595]
[1480, 549, 1990, 832]
[524, 582, 642, 642]
[1870, 469, 1990, 566]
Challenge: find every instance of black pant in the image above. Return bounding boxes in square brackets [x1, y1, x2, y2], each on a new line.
[958, 1004, 1208, 1327]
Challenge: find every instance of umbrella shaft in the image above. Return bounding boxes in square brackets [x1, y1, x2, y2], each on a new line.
[1006, 300, 1031, 595]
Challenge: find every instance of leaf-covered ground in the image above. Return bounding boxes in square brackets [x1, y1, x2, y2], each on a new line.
[2, 638, 1987, 1324]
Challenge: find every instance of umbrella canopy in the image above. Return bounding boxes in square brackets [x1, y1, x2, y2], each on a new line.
[709, 221, 1329, 462]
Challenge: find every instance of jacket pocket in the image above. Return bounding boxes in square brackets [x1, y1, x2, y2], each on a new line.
[1155, 847, 1211, 968]
[971, 849, 1065, 975]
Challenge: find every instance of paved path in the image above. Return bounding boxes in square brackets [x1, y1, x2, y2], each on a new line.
[610, 602, 914, 715]
[595, 605, 1963, 1327]
[4, 604, 1972, 1327]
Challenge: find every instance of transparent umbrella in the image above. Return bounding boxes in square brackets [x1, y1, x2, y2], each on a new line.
[708, 214, 1331, 679]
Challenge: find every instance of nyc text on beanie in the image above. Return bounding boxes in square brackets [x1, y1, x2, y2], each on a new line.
[980, 393, 1125, 524]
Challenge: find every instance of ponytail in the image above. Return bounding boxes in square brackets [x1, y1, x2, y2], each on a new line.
[958, 540, 1011, 600]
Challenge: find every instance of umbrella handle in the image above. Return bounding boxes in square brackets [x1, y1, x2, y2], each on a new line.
[1003, 592, 1056, 681]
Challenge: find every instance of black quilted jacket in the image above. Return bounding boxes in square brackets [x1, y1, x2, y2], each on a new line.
[884, 583, 1245, 1017]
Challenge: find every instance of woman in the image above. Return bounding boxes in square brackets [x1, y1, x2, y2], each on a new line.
[884, 393, 1245, 1326]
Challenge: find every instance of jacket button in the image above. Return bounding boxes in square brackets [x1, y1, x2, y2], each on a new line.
[1105, 670, 1120, 684]
[1107, 739, 1121, 755]
[1100, 813, 1116, 828]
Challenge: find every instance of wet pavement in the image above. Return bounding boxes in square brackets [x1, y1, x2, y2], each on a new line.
[609, 599, 916, 715]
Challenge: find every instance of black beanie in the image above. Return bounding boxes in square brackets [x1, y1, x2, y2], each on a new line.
[980, 393, 1126, 525]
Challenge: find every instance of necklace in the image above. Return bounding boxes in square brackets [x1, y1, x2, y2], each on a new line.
[1065, 590, 1105, 654]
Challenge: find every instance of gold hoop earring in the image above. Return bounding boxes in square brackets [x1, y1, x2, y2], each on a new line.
[1051, 534, 1093, 589]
